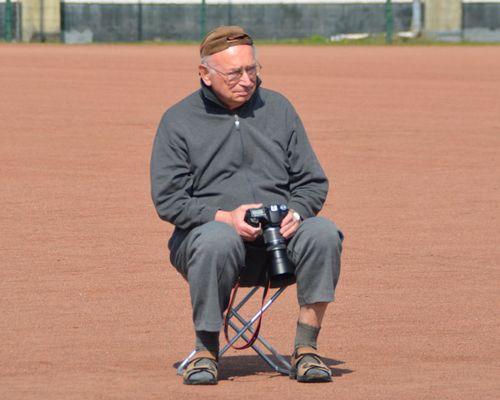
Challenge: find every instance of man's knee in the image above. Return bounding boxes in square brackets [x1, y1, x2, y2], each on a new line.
[186, 222, 246, 283]
[191, 221, 244, 257]
[295, 217, 343, 252]
[291, 217, 343, 305]
[170, 221, 245, 278]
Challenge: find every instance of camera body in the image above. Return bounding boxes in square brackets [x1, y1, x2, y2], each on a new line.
[244, 204, 295, 286]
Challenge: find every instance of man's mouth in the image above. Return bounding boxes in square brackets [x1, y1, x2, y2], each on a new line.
[234, 89, 252, 97]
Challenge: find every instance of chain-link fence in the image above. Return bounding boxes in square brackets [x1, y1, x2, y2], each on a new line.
[60, 1, 415, 44]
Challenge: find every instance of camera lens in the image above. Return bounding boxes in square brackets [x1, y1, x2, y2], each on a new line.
[262, 227, 295, 285]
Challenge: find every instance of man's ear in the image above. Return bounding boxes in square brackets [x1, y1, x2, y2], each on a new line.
[199, 64, 212, 86]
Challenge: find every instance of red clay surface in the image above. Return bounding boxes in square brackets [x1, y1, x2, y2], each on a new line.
[0, 44, 499, 399]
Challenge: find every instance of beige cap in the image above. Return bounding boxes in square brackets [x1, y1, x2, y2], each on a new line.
[200, 26, 253, 57]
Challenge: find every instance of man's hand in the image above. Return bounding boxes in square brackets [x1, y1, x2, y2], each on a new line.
[215, 204, 263, 241]
[280, 209, 301, 239]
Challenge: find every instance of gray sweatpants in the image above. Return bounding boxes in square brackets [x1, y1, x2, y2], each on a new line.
[168, 217, 343, 332]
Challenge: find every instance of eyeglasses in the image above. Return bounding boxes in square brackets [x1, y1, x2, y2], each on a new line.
[205, 62, 261, 86]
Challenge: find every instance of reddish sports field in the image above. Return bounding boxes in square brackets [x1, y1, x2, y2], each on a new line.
[0, 44, 499, 399]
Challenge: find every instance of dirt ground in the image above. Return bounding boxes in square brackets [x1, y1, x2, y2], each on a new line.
[0, 44, 499, 400]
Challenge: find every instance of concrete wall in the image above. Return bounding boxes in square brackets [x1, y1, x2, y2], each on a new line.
[423, 0, 500, 42]
[61, 2, 415, 43]
[425, 0, 462, 30]
[18, 0, 61, 42]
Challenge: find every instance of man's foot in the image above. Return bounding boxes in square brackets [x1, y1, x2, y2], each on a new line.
[182, 351, 218, 385]
[289, 346, 332, 383]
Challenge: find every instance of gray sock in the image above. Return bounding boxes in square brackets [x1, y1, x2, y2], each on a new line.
[195, 331, 219, 357]
[294, 322, 321, 351]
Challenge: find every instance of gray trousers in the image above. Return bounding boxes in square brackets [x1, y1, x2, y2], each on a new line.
[168, 217, 343, 332]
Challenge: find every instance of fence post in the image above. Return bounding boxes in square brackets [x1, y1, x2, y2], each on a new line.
[4, 0, 13, 41]
[137, 0, 143, 41]
[200, 0, 207, 40]
[412, 0, 422, 35]
[40, 0, 46, 42]
[227, 0, 233, 26]
[385, 0, 393, 44]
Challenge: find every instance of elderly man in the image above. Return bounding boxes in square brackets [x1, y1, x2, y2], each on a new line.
[150, 26, 343, 385]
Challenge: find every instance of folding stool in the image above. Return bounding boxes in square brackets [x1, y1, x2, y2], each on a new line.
[176, 284, 292, 376]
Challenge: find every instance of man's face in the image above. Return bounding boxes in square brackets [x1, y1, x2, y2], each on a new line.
[199, 45, 258, 110]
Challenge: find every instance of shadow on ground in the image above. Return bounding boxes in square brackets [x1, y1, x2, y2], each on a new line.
[174, 355, 353, 381]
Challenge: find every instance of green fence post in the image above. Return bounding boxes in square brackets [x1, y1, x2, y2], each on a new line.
[137, 0, 143, 42]
[200, 0, 207, 40]
[385, 0, 393, 44]
[4, 0, 13, 42]
[227, 0, 233, 26]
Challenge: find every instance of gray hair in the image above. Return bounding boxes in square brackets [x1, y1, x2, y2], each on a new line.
[201, 45, 258, 72]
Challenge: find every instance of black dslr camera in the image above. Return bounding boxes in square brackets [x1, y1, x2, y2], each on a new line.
[244, 204, 295, 286]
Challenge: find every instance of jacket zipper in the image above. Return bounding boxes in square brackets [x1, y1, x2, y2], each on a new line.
[234, 114, 257, 203]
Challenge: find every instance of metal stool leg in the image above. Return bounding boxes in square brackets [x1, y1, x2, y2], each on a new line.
[226, 319, 291, 375]
[221, 287, 290, 374]
[177, 286, 290, 376]
[226, 306, 291, 374]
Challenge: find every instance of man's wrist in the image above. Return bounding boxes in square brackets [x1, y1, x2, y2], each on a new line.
[215, 210, 231, 225]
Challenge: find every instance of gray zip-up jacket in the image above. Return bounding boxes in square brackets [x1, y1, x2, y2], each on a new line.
[150, 81, 328, 231]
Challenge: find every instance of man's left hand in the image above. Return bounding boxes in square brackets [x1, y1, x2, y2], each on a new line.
[280, 210, 301, 239]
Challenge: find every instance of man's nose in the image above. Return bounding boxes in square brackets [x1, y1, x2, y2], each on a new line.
[238, 69, 253, 86]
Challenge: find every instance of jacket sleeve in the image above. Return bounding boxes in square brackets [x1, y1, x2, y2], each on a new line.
[286, 110, 329, 219]
[150, 113, 218, 229]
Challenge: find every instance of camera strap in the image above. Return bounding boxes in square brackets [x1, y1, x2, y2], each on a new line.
[223, 280, 271, 350]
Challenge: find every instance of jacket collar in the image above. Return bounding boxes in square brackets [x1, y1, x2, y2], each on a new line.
[200, 77, 262, 113]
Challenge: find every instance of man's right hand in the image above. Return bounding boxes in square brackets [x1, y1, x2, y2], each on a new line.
[215, 204, 263, 241]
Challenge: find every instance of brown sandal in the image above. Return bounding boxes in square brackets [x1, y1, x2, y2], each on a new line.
[290, 346, 332, 382]
[182, 351, 218, 385]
